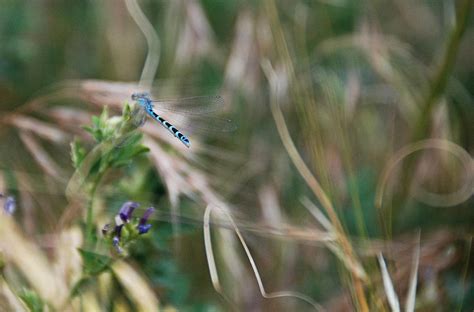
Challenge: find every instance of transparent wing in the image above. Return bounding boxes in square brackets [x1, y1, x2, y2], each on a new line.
[157, 113, 236, 136]
[145, 95, 236, 136]
[151, 95, 224, 115]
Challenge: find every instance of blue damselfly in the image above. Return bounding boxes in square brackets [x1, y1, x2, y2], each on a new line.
[131, 92, 235, 148]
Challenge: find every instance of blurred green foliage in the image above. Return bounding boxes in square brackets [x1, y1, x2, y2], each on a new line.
[0, 0, 473, 311]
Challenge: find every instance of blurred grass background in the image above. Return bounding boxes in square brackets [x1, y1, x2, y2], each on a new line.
[0, 0, 473, 311]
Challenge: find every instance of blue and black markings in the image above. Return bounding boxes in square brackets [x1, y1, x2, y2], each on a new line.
[135, 94, 191, 148]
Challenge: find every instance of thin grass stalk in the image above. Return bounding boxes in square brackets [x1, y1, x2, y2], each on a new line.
[85, 176, 101, 249]
[262, 1, 370, 304]
[414, 0, 472, 139]
[260, 3, 370, 298]
[124, 0, 161, 90]
[319, 76, 368, 238]
[112, 261, 160, 311]
[377, 253, 400, 312]
[203, 205, 323, 310]
[375, 139, 474, 210]
[0, 277, 28, 311]
[405, 231, 420, 312]
[290, 13, 337, 204]
[400, 0, 472, 197]
[262, 59, 369, 311]
[302, 198, 366, 279]
[456, 236, 473, 312]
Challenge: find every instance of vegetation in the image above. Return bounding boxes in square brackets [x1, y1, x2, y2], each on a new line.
[0, 0, 473, 311]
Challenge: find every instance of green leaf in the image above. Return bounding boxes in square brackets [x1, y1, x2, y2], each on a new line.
[78, 248, 112, 276]
[82, 125, 94, 134]
[111, 147, 148, 168]
[91, 115, 100, 128]
[119, 131, 143, 147]
[70, 277, 95, 298]
[83, 124, 103, 142]
[0, 252, 5, 272]
[99, 106, 109, 124]
[127, 146, 150, 159]
[70, 139, 86, 169]
[18, 289, 44, 312]
[108, 132, 149, 168]
[85, 107, 115, 143]
[122, 102, 132, 117]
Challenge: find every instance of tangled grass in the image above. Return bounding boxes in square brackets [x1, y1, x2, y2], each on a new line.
[0, 0, 473, 311]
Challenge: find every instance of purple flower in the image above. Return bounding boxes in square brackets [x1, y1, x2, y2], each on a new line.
[1, 195, 15, 215]
[102, 202, 155, 253]
[137, 224, 152, 234]
[112, 224, 124, 253]
[119, 201, 139, 223]
[137, 207, 154, 234]
[112, 238, 123, 254]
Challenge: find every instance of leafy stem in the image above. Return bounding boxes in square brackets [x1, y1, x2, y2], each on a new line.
[84, 173, 102, 249]
[71, 103, 149, 251]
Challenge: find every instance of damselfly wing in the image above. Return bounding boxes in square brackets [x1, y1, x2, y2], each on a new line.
[131, 93, 236, 147]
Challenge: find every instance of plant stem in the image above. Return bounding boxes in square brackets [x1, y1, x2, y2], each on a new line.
[400, 0, 472, 200]
[414, 0, 472, 141]
[85, 175, 102, 249]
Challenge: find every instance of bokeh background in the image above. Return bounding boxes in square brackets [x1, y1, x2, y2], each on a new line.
[0, 0, 473, 311]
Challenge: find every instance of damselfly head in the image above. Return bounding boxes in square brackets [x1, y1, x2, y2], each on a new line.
[131, 92, 150, 101]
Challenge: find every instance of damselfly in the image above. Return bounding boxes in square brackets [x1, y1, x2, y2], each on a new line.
[131, 92, 235, 148]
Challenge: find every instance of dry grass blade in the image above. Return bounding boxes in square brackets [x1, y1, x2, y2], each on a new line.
[456, 236, 473, 312]
[302, 198, 367, 279]
[262, 59, 368, 286]
[175, 0, 216, 65]
[47, 107, 92, 131]
[8, 115, 69, 143]
[77, 291, 102, 312]
[261, 55, 369, 310]
[375, 139, 474, 209]
[203, 205, 222, 293]
[0, 278, 27, 311]
[51, 227, 83, 288]
[0, 216, 68, 308]
[112, 261, 160, 312]
[124, 0, 160, 90]
[224, 10, 259, 94]
[301, 197, 333, 232]
[0, 168, 66, 198]
[80, 79, 142, 103]
[203, 205, 323, 311]
[19, 131, 64, 179]
[405, 232, 420, 312]
[258, 185, 284, 228]
[377, 253, 400, 312]
[145, 137, 195, 207]
[262, 59, 335, 234]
